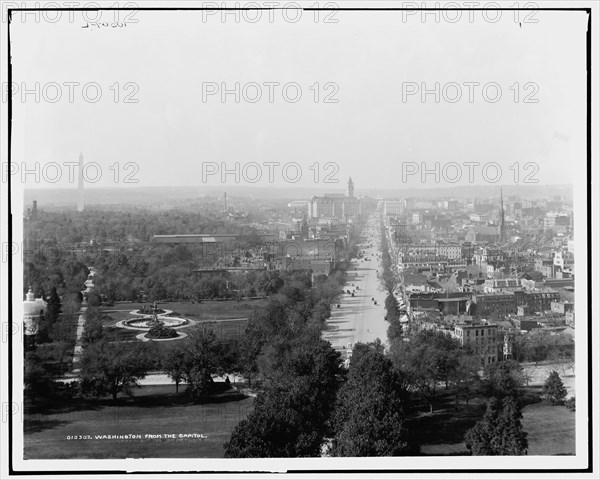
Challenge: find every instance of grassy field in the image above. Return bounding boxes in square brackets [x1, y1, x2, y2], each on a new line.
[99, 299, 260, 348]
[102, 299, 267, 324]
[406, 391, 486, 456]
[24, 384, 254, 459]
[152, 318, 248, 357]
[521, 399, 576, 455]
[522, 360, 575, 397]
[412, 384, 576, 456]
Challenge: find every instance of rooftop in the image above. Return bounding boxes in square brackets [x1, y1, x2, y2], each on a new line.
[475, 291, 516, 297]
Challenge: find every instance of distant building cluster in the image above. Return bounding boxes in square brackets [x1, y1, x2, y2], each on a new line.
[308, 177, 361, 220]
[384, 189, 575, 367]
[145, 179, 362, 282]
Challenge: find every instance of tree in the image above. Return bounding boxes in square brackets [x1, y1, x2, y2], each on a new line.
[483, 360, 524, 399]
[465, 396, 528, 455]
[543, 370, 567, 405]
[521, 364, 535, 387]
[81, 307, 104, 344]
[24, 352, 54, 401]
[225, 340, 344, 457]
[181, 329, 221, 397]
[36, 311, 51, 344]
[386, 319, 404, 342]
[237, 333, 261, 388]
[254, 271, 284, 296]
[492, 396, 528, 455]
[450, 354, 482, 409]
[86, 290, 102, 307]
[523, 331, 552, 365]
[384, 293, 400, 323]
[564, 396, 575, 411]
[391, 330, 462, 412]
[331, 342, 411, 456]
[162, 347, 187, 393]
[464, 398, 500, 455]
[45, 287, 61, 324]
[313, 276, 342, 306]
[377, 258, 402, 297]
[177, 328, 238, 398]
[224, 392, 307, 457]
[79, 340, 153, 400]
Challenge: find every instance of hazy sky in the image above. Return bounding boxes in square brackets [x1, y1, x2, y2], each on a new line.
[9, 6, 588, 191]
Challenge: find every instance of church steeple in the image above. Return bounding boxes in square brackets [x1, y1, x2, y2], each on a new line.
[301, 212, 309, 237]
[347, 177, 354, 197]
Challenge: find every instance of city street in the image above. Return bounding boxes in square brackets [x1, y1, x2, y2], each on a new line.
[322, 214, 388, 355]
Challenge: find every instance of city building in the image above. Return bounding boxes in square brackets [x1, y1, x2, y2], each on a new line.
[470, 291, 517, 316]
[513, 317, 541, 331]
[406, 291, 470, 315]
[473, 248, 505, 266]
[551, 300, 574, 315]
[483, 278, 521, 293]
[465, 225, 501, 243]
[308, 177, 361, 220]
[502, 332, 514, 360]
[397, 243, 461, 260]
[454, 322, 499, 366]
[514, 288, 561, 313]
[383, 199, 403, 216]
[152, 233, 279, 244]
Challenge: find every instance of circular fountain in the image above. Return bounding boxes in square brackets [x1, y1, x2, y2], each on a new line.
[115, 302, 195, 341]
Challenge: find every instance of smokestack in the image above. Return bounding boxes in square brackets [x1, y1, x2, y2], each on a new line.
[77, 152, 84, 212]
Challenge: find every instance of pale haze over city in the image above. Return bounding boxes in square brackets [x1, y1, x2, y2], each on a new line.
[9, 9, 586, 189]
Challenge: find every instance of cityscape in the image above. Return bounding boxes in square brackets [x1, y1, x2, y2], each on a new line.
[19, 175, 578, 461]
[2, 3, 596, 479]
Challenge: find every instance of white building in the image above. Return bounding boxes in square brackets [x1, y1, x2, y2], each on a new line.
[23, 288, 46, 337]
[384, 199, 403, 216]
[435, 243, 462, 260]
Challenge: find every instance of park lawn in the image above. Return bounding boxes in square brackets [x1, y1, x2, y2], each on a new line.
[97, 319, 248, 352]
[103, 326, 141, 341]
[406, 391, 488, 456]
[521, 400, 576, 455]
[151, 319, 248, 358]
[412, 385, 575, 456]
[160, 299, 267, 321]
[102, 299, 267, 324]
[99, 300, 254, 350]
[186, 318, 248, 340]
[96, 305, 249, 357]
[24, 384, 254, 459]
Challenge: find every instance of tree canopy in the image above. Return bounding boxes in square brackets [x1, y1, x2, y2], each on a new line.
[79, 340, 154, 400]
[465, 396, 528, 455]
[224, 339, 344, 457]
[543, 370, 568, 405]
[330, 341, 411, 456]
[389, 330, 463, 412]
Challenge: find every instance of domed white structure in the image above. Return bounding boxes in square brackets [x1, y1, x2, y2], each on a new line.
[23, 287, 46, 336]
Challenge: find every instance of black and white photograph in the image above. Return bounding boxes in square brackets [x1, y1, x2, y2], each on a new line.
[0, 1, 598, 478]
